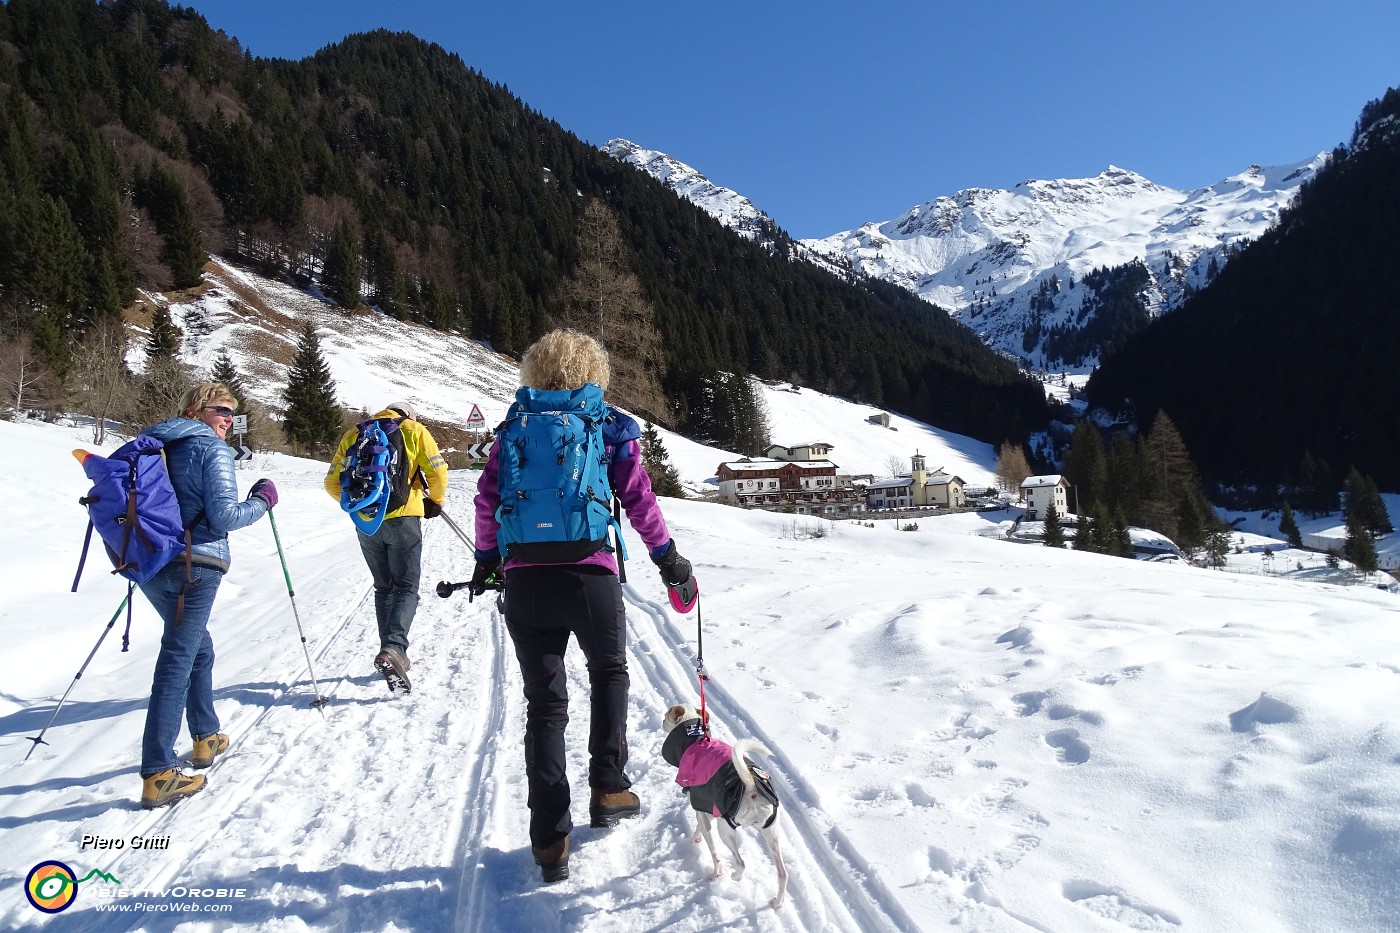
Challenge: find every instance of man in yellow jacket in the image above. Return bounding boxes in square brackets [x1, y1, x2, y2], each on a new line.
[324, 402, 448, 694]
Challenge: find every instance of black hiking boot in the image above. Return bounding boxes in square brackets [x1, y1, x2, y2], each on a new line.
[374, 647, 411, 695]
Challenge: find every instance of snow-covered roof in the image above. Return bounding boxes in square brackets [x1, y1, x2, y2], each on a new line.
[720, 459, 835, 473]
[1021, 474, 1065, 489]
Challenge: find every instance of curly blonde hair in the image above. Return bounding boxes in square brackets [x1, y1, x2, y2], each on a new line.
[179, 383, 239, 418]
[518, 329, 610, 391]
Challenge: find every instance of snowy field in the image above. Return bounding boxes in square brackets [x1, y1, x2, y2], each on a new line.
[3, 262, 1399, 930]
[3, 413, 1399, 932]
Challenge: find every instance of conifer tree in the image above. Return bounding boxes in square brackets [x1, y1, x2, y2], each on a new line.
[640, 421, 685, 498]
[1343, 514, 1380, 576]
[1062, 421, 1107, 516]
[140, 164, 205, 289]
[1343, 467, 1393, 538]
[1175, 491, 1208, 558]
[1279, 501, 1302, 548]
[210, 350, 264, 448]
[145, 307, 181, 360]
[282, 323, 341, 455]
[1042, 501, 1064, 548]
[1073, 513, 1098, 552]
[322, 220, 361, 309]
[1203, 525, 1232, 569]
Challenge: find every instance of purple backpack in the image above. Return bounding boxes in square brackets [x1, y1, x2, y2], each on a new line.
[73, 435, 198, 587]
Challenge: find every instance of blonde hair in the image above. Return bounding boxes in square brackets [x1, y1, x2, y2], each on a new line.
[180, 383, 239, 418]
[518, 329, 610, 391]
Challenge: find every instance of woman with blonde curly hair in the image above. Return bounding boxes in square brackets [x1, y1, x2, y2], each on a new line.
[472, 329, 692, 883]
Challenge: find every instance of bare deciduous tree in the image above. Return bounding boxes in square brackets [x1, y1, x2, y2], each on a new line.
[559, 199, 668, 423]
[0, 335, 59, 418]
[995, 441, 1033, 494]
[69, 321, 136, 444]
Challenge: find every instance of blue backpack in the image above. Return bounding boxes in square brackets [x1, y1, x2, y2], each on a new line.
[494, 383, 624, 563]
[337, 416, 416, 536]
[73, 435, 200, 588]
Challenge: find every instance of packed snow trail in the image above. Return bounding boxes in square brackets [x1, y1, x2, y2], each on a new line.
[5, 472, 1021, 931]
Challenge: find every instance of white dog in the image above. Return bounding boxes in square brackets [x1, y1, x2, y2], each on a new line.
[661, 703, 788, 909]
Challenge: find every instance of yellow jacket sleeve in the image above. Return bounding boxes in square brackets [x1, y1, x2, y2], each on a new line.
[323, 428, 356, 501]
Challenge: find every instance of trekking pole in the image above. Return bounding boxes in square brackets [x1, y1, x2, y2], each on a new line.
[25, 589, 132, 760]
[438, 508, 477, 552]
[267, 510, 329, 709]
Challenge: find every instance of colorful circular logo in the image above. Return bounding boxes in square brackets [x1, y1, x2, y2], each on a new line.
[26, 861, 78, 913]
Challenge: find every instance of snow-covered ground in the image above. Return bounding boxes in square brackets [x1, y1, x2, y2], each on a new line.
[3, 405, 1399, 931]
[5, 263, 1399, 930]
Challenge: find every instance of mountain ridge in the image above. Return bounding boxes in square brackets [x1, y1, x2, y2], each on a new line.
[607, 135, 1324, 369]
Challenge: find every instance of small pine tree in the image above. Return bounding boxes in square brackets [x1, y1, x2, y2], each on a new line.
[1203, 526, 1232, 569]
[282, 323, 342, 455]
[1278, 501, 1302, 548]
[640, 421, 685, 498]
[145, 306, 181, 360]
[210, 351, 266, 449]
[1343, 515, 1380, 576]
[1042, 501, 1064, 548]
[1073, 513, 1097, 552]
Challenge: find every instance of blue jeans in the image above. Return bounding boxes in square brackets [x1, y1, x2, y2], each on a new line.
[139, 562, 223, 776]
[357, 516, 422, 652]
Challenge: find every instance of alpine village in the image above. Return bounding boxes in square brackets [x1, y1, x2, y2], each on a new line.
[2, 1, 1400, 930]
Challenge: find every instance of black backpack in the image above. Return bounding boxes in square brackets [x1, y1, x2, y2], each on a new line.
[337, 416, 416, 535]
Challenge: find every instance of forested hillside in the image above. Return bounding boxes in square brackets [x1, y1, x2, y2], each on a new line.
[0, 0, 1047, 447]
[1087, 88, 1400, 492]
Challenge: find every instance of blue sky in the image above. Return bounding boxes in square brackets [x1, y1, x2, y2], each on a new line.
[184, 0, 1398, 239]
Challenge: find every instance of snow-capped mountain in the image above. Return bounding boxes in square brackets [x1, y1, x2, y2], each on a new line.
[801, 158, 1325, 367]
[608, 136, 1326, 371]
[602, 139, 777, 243]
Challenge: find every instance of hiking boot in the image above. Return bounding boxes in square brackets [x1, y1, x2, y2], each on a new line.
[589, 789, 641, 827]
[374, 647, 412, 695]
[532, 836, 569, 883]
[141, 769, 205, 809]
[190, 732, 229, 769]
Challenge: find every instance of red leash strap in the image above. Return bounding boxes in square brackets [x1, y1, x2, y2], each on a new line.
[695, 597, 710, 738]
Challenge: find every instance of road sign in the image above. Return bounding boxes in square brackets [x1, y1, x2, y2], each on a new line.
[231, 414, 248, 434]
[233, 445, 253, 461]
[466, 441, 494, 460]
[465, 403, 485, 430]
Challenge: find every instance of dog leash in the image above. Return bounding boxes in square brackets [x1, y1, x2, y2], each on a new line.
[694, 595, 711, 738]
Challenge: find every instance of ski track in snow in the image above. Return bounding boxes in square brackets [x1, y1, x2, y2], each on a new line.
[15, 484, 1026, 932]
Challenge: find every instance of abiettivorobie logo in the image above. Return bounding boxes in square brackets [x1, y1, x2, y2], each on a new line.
[25, 860, 120, 913]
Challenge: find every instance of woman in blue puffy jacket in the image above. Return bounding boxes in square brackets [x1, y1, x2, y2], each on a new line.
[135, 383, 277, 809]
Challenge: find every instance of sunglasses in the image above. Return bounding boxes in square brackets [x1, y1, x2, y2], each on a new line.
[204, 405, 236, 417]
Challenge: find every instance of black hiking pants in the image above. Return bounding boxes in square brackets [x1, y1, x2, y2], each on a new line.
[503, 565, 631, 849]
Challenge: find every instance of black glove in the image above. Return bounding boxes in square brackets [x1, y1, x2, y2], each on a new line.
[651, 540, 692, 588]
[422, 499, 442, 519]
[468, 559, 502, 599]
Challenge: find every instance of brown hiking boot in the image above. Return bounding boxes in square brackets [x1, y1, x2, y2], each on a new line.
[190, 733, 229, 769]
[374, 647, 411, 694]
[141, 769, 205, 809]
[589, 789, 641, 827]
[532, 836, 569, 883]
